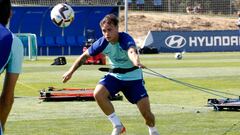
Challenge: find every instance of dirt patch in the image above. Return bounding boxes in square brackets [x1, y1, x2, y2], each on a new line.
[119, 11, 239, 46]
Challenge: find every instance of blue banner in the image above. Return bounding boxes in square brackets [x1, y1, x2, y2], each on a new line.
[144, 30, 240, 52]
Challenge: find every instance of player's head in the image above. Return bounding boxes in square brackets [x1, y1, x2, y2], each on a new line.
[100, 14, 119, 43]
[100, 14, 119, 27]
[0, 0, 11, 26]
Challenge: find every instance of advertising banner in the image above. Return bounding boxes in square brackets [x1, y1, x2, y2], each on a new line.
[143, 30, 240, 52]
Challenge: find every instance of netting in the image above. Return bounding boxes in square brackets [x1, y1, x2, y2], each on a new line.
[11, 0, 239, 15]
[11, 0, 120, 6]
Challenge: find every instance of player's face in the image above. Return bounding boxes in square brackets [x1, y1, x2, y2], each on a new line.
[101, 23, 118, 43]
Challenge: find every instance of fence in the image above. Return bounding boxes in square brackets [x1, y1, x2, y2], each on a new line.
[11, 0, 240, 15]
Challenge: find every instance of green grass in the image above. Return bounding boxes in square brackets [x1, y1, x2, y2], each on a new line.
[1, 52, 240, 135]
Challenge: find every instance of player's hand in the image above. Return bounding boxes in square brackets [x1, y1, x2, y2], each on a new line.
[137, 63, 146, 69]
[62, 71, 73, 83]
[133, 61, 146, 69]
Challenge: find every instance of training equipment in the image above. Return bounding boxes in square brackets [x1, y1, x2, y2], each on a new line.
[15, 33, 38, 61]
[99, 66, 139, 74]
[174, 52, 182, 60]
[143, 67, 240, 111]
[208, 98, 240, 111]
[51, 57, 67, 65]
[39, 87, 123, 101]
[50, 3, 74, 27]
[139, 46, 158, 54]
[83, 38, 106, 65]
[84, 46, 106, 65]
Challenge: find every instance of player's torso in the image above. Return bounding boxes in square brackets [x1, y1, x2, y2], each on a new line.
[102, 42, 142, 80]
[103, 42, 133, 68]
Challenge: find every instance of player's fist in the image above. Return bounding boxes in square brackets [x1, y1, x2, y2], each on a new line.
[62, 71, 73, 83]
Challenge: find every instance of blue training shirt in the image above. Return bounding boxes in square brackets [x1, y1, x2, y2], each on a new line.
[0, 23, 12, 73]
[0, 24, 24, 74]
[88, 32, 142, 80]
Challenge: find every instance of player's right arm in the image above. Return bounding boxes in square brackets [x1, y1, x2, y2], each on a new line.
[62, 37, 108, 83]
[62, 50, 90, 83]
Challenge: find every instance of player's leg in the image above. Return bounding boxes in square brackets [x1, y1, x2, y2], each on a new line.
[94, 84, 115, 115]
[0, 73, 19, 132]
[94, 75, 125, 135]
[122, 79, 159, 135]
[137, 97, 159, 135]
[137, 97, 155, 126]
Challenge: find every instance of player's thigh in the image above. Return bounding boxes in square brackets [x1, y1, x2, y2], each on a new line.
[97, 74, 122, 97]
[94, 84, 110, 98]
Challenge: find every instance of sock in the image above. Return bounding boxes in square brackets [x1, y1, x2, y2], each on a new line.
[148, 126, 158, 134]
[107, 112, 121, 127]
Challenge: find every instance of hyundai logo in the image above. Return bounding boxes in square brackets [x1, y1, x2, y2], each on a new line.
[165, 35, 186, 48]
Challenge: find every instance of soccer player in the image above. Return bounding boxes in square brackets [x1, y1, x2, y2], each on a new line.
[0, 0, 24, 134]
[62, 14, 159, 135]
[236, 11, 240, 28]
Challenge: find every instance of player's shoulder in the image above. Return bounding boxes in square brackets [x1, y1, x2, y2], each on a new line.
[0, 24, 12, 42]
[119, 32, 136, 50]
[12, 34, 23, 45]
[11, 34, 24, 53]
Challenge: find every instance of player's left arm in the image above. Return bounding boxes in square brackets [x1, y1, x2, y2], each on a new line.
[127, 46, 145, 68]
[0, 72, 19, 128]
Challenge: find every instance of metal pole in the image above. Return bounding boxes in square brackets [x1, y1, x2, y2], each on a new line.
[124, 0, 128, 33]
[168, 0, 171, 13]
[230, 0, 232, 15]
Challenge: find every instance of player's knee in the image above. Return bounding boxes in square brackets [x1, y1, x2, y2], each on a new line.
[93, 90, 100, 100]
[93, 88, 109, 101]
[0, 96, 14, 108]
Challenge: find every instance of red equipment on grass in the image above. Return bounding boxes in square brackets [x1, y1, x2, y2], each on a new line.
[83, 29, 106, 65]
[39, 87, 123, 101]
[83, 45, 106, 65]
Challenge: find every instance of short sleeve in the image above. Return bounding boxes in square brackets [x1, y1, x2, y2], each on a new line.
[119, 32, 136, 50]
[6, 35, 24, 74]
[88, 36, 109, 56]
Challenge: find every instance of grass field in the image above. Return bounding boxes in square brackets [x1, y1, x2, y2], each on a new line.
[1, 52, 240, 135]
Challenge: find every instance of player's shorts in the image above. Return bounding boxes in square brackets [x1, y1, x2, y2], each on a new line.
[99, 74, 148, 104]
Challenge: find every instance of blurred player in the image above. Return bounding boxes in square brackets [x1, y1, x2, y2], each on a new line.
[236, 11, 240, 28]
[0, 0, 24, 134]
[62, 14, 160, 135]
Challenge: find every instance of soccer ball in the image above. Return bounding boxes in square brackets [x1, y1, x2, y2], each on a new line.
[175, 52, 182, 60]
[50, 3, 74, 27]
